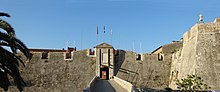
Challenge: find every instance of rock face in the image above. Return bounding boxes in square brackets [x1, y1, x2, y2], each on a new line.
[1, 50, 96, 92]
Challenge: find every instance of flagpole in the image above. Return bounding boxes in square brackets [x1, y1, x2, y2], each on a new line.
[118, 32, 120, 49]
[74, 41, 76, 48]
[69, 41, 72, 48]
[126, 37, 127, 51]
[140, 42, 142, 54]
[103, 26, 106, 42]
[66, 41, 68, 50]
[118, 32, 120, 56]
[96, 26, 98, 45]
[110, 26, 112, 45]
[81, 30, 83, 50]
[132, 41, 134, 52]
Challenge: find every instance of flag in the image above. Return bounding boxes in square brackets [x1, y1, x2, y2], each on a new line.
[96, 26, 98, 35]
[103, 26, 106, 33]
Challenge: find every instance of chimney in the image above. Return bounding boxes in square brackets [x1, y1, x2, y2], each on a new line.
[214, 18, 220, 23]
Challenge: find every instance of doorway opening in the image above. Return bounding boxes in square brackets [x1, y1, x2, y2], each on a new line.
[100, 66, 109, 80]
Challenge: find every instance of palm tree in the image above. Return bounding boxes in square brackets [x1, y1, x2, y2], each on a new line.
[0, 12, 32, 91]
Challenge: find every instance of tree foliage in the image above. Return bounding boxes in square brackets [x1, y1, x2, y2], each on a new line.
[176, 74, 211, 91]
[0, 12, 32, 91]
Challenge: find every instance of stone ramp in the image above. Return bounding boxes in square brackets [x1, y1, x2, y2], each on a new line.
[92, 79, 127, 92]
[108, 79, 127, 92]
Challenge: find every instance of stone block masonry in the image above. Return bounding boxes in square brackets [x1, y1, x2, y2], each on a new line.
[170, 21, 220, 90]
[1, 50, 96, 92]
[3, 18, 220, 91]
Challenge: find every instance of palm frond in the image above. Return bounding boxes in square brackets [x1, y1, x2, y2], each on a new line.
[0, 64, 11, 91]
[0, 32, 31, 60]
[0, 32, 17, 54]
[0, 12, 10, 17]
[0, 12, 30, 91]
[13, 38, 32, 60]
[0, 19, 15, 38]
[0, 47, 26, 91]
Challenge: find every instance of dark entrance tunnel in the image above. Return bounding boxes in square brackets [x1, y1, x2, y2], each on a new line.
[100, 66, 109, 80]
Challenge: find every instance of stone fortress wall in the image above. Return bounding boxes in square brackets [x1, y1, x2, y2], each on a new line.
[3, 18, 220, 92]
[115, 41, 182, 89]
[116, 18, 220, 90]
[1, 49, 96, 92]
[170, 20, 220, 90]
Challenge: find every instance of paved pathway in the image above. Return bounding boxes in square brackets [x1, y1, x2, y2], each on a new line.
[92, 79, 127, 92]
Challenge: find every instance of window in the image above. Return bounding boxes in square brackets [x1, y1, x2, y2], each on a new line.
[114, 50, 119, 56]
[41, 52, 48, 59]
[89, 49, 95, 55]
[136, 54, 141, 60]
[158, 53, 164, 61]
[65, 52, 72, 60]
[66, 53, 71, 59]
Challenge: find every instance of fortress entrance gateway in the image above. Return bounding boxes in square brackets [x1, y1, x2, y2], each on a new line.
[96, 43, 115, 80]
[100, 66, 109, 80]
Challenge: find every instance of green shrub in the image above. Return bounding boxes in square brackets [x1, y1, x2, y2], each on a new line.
[176, 74, 211, 91]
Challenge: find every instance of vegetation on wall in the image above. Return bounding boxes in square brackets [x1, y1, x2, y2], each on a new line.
[176, 74, 211, 91]
[0, 12, 32, 91]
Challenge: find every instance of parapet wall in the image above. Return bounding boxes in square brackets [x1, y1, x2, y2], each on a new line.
[113, 76, 134, 92]
[1, 50, 96, 92]
[115, 51, 171, 89]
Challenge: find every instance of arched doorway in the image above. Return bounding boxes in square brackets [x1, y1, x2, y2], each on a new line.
[100, 66, 109, 80]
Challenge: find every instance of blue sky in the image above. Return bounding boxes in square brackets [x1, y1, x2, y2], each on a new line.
[1, 0, 220, 53]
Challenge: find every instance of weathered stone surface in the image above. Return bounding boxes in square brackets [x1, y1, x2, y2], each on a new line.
[170, 22, 220, 90]
[116, 51, 171, 89]
[1, 50, 96, 92]
[3, 19, 220, 92]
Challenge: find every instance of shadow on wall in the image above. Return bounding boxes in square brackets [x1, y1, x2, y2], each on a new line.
[114, 50, 139, 85]
[114, 50, 126, 76]
[119, 67, 139, 85]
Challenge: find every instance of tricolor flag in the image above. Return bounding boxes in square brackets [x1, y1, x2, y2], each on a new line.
[103, 26, 106, 33]
[96, 26, 98, 35]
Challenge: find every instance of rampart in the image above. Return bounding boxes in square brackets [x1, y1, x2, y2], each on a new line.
[115, 41, 182, 89]
[2, 18, 220, 91]
[1, 49, 96, 92]
[170, 21, 220, 90]
[195, 23, 220, 89]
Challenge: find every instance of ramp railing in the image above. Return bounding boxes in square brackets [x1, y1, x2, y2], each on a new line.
[113, 76, 138, 92]
[83, 76, 98, 92]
